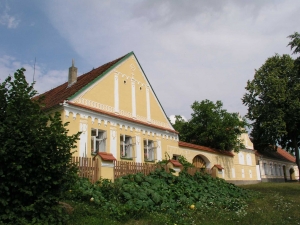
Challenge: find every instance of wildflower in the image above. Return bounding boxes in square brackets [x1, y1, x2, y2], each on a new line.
[90, 197, 94, 202]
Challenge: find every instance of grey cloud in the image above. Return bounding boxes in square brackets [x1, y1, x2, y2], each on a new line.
[131, 0, 273, 27]
[40, 0, 300, 119]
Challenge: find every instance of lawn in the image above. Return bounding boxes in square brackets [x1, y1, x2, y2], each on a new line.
[67, 182, 300, 225]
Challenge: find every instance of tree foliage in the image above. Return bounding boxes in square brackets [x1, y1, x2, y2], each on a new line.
[0, 68, 80, 224]
[243, 32, 300, 178]
[288, 32, 300, 55]
[173, 99, 248, 152]
[66, 169, 255, 224]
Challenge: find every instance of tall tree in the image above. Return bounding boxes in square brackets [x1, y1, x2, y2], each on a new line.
[0, 68, 80, 224]
[173, 99, 248, 152]
[288, 32, 300, 54]
[242, 44, 300, 180]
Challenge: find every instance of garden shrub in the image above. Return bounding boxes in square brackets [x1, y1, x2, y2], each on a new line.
[66, 168, 256, 223]
[0, 69, 80, 224]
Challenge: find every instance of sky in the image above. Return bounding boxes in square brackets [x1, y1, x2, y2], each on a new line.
[1, 0, 299, 120]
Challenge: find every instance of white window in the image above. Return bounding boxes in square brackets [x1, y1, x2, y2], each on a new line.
[232, 168, 236, 178]
[246, 154, 252, 165]
[241, 169, 245, 178]
[120, 134, 134, 158]
[279, 165, 282, 176]
[270, 163, 273, 175]
[249, 170, 252, 178]
[144, 139, 156, 161]
[91, 129, 106, 154]
[172, 154, 180, 160]
[263, 163, 267, 175]
[274, 164, 277, 176]
[238, 152, 245, 165]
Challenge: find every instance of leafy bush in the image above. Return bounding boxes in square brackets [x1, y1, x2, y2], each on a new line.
[66, 168, 256, 223]
[0, 69, 80, 224]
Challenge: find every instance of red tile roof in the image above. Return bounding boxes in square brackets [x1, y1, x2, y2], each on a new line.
[213, 164, 224, 170]
[169, 159, 182, 167]
[276, 147, 296, 163]
[36, 53, 129, 111]
[255, 147, 296, 163]
[179, 141, 234, 157]
[96, 152, 116, 161]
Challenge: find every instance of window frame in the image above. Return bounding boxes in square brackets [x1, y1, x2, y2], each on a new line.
[270, 163, 273, 175]
[144, 139, 157, 162]
[246, 153, 252, 165]
[120, 134, 134, 159]
[172, 154, 180, 161]
[238, 152, 245, 165]
[263, 162, 267, 175]
[91, 128, 107, 154]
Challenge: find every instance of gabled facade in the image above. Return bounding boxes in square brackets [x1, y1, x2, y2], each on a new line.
[40, 52, 178, 162]
[39, 52, 297, 184]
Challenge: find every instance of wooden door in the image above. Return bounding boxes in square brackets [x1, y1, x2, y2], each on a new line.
[193, 155, 206, 168]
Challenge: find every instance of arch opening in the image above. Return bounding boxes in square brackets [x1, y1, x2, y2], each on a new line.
[192, 155, 211, 169]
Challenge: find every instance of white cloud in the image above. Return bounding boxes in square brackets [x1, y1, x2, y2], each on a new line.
[0, 4, 20, 29]
[0, 55, 67, 95]
[41, 0, 300, 118]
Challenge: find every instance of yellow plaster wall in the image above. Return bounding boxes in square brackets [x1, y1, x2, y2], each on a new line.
[100, 166, 115, 181]
[148, 91, 169, 124]
[75, 56, 171, 129]
[61, 107, 178, 163]
[135, 83, 147, 118]
[116, 59, 133, 113]
[240, 133, 254, 150]
[81, 71, 115, 107]
[57, 109, 259, 182]
[118, 74, 132, 114]
[231, 150, 258, 181]
[177, 147, 227, 167]
[166, 146, 234, 176]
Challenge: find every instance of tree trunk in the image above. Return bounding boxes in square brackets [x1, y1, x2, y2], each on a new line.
[293, 137, 300, 181]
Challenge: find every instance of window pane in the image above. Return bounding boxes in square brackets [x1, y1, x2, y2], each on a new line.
[121, 135, 132, 158]
[91, 129, 106, 154]
[91, 129, 97, 137]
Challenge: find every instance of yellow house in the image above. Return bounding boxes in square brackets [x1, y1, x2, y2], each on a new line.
[41, 52, 178, 163]
[39, 51, 270, 184]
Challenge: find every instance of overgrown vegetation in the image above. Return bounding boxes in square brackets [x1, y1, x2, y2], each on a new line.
[0, 69, 80, 224]
[66, 169, 256, 225]
[66, 180, 300, 225]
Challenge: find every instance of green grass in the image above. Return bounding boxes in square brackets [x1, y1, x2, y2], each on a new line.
[67, 182, 300, 225]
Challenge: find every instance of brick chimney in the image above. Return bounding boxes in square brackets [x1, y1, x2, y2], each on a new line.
[68, 59, 77, 87]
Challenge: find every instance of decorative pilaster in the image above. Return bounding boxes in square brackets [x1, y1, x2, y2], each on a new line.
[79, 122, 88, 157]
[110, 129, 117, 158]
[135, 136, 141, 163]
[146, 86, 151, 122]
[114, 74, 119, 113]
[131, 78, 136, 118]
[156, 140, 162, 161]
